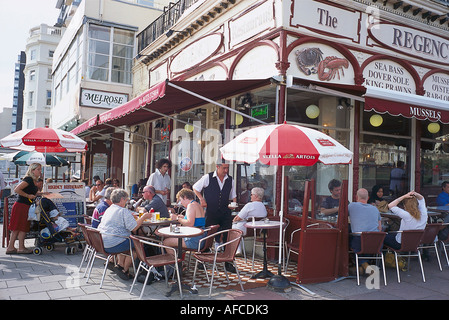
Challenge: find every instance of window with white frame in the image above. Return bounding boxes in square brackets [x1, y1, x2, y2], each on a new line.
[30, 70, 35, 81]
[46, 90, 52, 106]
[28, 91, 34, 107]
[87, 24, 134, 84]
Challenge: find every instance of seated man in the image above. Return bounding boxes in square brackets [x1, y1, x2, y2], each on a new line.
[436, 181, 449, 206]
[138, 185, 169, 218]
[348, 188, 382, 273]
[232, 187, 267, 255]
[320, 179, 342, 216]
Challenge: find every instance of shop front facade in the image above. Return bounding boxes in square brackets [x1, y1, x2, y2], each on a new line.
[72, 0, 449, 212]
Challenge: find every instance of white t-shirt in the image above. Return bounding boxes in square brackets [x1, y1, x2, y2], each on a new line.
[390, 198, 427, 243]
[147, 169, 171, 203]
[232, 201, 267, 235]
[193, 170, 237, 200]
[97, 204, 137, 248]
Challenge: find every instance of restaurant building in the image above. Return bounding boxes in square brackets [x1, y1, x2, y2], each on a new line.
[51, 0, 172, 180]
[72, 0, 449, 212]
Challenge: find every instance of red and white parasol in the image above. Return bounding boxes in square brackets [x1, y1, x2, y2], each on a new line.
[0, 127, 88, 153]
[220, 122, 352, 285]
[220, 122, 352, 166]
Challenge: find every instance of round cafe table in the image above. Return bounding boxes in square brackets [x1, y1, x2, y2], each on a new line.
[245, 219, 284, 279]
[156, 226, 204, 296]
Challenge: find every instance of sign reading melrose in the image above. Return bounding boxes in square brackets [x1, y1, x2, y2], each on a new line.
[80, 89, 128, 109]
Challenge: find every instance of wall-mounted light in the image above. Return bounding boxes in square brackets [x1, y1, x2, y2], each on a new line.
[369, 114, 383, 127]
[337, 98, 352, 110]
[235, 114, 243, 126]
[428, 122, 440, 133]
[306, 104, 320, 119]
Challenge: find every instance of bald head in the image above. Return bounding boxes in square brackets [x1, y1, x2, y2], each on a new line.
[356, 188, 369, 203]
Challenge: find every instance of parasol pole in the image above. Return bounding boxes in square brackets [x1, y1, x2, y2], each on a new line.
[267, 165, 291, 291]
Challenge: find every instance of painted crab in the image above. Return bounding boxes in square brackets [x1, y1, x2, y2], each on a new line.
[295, 47, 324, 75]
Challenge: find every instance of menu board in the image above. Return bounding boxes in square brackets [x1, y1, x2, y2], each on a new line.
[45, 183, 86, 228]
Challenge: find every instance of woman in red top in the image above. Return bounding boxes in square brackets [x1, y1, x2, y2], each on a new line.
[6, 163, 43, 254]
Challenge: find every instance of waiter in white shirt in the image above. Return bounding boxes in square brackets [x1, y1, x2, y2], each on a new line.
[147, 158, 171, 205]
[193, 160, 237, 239]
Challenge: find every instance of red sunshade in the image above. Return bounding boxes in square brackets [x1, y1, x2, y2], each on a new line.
[1, 127, 88, 153]
[220, 122, 352, 166]
[364, 96, 449, 124]
[71, 79, 269, 135]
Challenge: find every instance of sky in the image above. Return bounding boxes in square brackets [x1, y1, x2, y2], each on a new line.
[0, 0, 60, 111]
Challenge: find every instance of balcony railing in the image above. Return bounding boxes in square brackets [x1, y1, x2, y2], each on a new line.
[137, 0, 200, 53]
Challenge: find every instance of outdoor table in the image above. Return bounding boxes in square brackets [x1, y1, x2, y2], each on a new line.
[156, 226, 204, 297]
[140, 217, 179, 237]
[427, 206, 449, 217]
[426, 210, 444, 223]
[245, 219, 284, 279]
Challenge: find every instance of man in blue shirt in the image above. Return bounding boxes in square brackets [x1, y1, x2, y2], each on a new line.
[320, 179, 342, 216]
[436, 181, 449, 206]
[348, 188, 382, 273]
[139, 185, 169, 218]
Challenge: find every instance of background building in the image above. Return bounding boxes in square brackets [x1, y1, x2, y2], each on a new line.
[22, 24, 62, 130]
[11, 51, 26, 133]
[51, 0, 172, 182]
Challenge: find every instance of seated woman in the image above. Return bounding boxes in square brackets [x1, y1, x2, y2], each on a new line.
[383, 191, 427, 250]
[368, 185, 384, 204]
[164, 188, 206, 251]
[97, 189, 152, 280]
[232, 187, 267, 255]
[368, 185, 389, 213]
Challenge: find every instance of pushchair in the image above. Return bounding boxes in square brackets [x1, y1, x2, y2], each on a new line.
[32, 197, 83, 255]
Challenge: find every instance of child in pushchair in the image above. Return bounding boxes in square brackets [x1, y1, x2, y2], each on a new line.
[32, 197, 81, 255]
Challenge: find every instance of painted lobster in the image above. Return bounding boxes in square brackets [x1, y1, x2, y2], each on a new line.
[317, 56, 349, 81]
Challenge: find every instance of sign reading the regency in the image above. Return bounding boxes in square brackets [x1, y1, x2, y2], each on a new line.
[80, 89, 128, 109]
[369, 23, 449, 65]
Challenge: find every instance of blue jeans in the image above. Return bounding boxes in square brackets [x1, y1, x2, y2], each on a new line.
[105, 238, 134, 254]
[350, 236, 368, 265]
[383, 232, 401, 250]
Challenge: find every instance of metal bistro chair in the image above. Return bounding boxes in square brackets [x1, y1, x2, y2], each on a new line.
[183, 224, 220, 272]
[438, 223, 449, 268]
[351, 231, 387, 286]
[385, 229, 425, 283]
[418, 223, 444, 272]
[85, 227, 134, 288]
[129, 235, 183, 300]
[77, 223, 95, 276]
[192, 229, 244, 299]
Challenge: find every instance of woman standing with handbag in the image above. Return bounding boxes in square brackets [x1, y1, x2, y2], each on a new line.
[6, 163, 43, 254]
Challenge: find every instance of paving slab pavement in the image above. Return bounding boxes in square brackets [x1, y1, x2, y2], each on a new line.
[2, 222, 449, 308]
